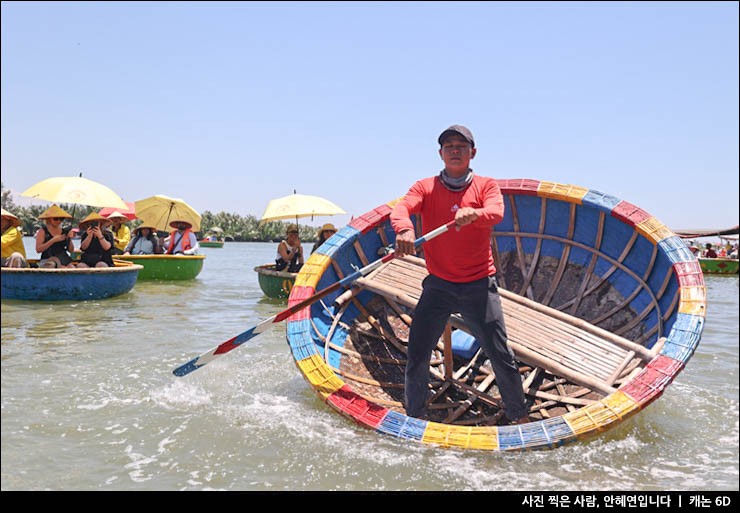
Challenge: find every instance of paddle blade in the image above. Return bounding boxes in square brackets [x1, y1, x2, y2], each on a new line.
[172, 320, 269, 377]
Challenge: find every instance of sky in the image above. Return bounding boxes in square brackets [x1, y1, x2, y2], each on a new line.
[2, 1, 738, 232]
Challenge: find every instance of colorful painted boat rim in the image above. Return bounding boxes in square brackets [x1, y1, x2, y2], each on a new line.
[1, 260, 143, 301]
[113, 254, 205, 280]
[698, 257, 739, 275]
[199, 241, 225, 248]
[284, 178, 706, 451]
[254, 263, 297, 299]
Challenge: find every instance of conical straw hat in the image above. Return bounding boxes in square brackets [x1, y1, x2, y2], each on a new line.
[38, 204, 72, 220]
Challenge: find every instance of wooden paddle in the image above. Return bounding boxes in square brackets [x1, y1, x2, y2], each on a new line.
[172, 220, 457, 377]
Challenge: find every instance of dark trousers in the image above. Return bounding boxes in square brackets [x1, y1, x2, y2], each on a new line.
[405, 274, 528, 422]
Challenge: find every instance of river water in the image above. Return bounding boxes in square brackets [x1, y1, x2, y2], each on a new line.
[1, 238, 738, 491]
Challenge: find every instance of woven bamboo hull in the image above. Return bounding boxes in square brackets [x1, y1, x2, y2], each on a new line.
[1, 260, 143, 301]
[285, 179, 706, 451]
[254, 264, 296, 299]
[113, 254, 205, 280]
[698, 257, 739, 274]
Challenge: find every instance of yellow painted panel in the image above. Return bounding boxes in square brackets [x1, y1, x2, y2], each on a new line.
[295, 354, 344, 400]
[294, 255, 331, 288]
[537, 181, 588, 202]
[636, 218, 674, 244]
[422, 422, 499, 450]
[678, 286, 707, 316]
[563, 391, 640, 436]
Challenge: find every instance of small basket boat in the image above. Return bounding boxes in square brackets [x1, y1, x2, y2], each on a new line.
[1, 259, 143, 301]
[113, 254, 205, 280]
[254, 263, 296, 299]
[198, 240, 225, 248]
[284, 179, 706, 451]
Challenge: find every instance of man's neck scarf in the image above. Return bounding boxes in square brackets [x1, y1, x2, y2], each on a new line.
[439, 168, 474, 192]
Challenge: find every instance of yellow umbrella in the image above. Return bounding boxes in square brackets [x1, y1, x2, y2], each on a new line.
[21, 176, 129, 210]
[259, 191, 346, 225]
[134, 194, 201, 232]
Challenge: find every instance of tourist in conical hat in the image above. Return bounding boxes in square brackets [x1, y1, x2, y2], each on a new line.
[1, 208, 28, 268]
[123, 224, 163, 255]
[311, 223, 337, 254]
[76, 212, 115, 268]
[105, 211, 131, 255]
[164, 219, 199, 255]
[35, 205, 75, 268]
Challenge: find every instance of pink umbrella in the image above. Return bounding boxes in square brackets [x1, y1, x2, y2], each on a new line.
[99, 201, 136, 220]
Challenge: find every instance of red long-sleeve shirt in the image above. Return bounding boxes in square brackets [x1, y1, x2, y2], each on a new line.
[390, 175, 504, 283]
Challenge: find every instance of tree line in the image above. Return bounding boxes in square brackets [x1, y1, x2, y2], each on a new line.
[1, 182, 328, 243]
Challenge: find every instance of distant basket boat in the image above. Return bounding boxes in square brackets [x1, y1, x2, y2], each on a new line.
[113, 254, 205, 280]
[698, 257, 739, 275]
[1, 260, 142, 301]
[254, 263, 296, 299]
[285, 179, 706, 451]
[199, 240, 224, 248]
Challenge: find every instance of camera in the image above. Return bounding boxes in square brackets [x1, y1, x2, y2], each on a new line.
[61, 225, 72, 235]
[88, 222, 99, 229]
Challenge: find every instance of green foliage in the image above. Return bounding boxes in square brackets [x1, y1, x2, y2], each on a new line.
[197, 210, 322, 242]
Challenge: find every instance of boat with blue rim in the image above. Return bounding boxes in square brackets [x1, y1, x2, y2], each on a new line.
[1, 259, 143, 301]
[284, 179, 705, 451]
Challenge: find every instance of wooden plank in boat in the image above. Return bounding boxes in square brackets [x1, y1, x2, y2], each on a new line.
[354, 256, 654, 397]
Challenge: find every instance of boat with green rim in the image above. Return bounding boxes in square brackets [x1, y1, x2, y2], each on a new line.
[114, 254, 205, 280]
[198, 240, 224, 248]
[698, 257, 739, 274]
[254, 263, 296, 299]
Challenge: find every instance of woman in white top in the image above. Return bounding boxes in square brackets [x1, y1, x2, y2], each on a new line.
[275, 223, 304, 272]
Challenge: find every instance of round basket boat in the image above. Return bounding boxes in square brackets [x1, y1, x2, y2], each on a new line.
[284, 179, 706, 451]
[199, 240, 225, 248]
[1, 259, 143, 301]
[254, 263, 297, 299]
[113, 254, 205, 280]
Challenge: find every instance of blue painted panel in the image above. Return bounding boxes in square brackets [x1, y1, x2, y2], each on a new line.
[287, 319, 319, 360]
[600, 215, 636, 262]
[567, 245, 593, 268]
[376, 410, 427, 441]
[581, 189, 622, 213]
[543, 200, 571, 240]
[511, 195, 542, 234]
[659, 236, 695, 264]
[572, 205, 601, 250]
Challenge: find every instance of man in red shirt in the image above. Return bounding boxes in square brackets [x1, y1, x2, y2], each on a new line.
[391, 124, 528, 425]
